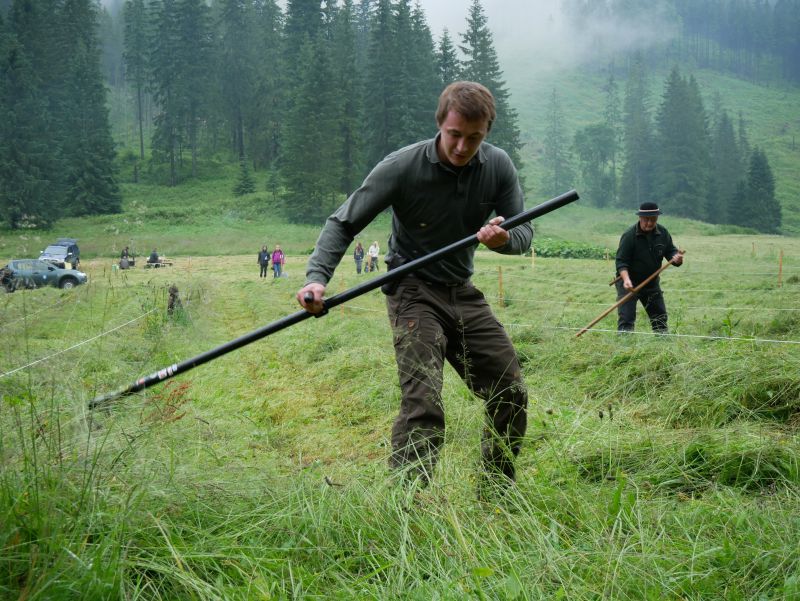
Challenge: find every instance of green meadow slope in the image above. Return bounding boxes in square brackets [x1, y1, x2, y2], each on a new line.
[504, 61, 800, 234]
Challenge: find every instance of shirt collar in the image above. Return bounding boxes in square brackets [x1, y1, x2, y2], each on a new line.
[426, 134, 487, 167]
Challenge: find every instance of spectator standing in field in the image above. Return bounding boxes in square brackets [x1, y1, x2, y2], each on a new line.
[258, 245, 270, 278]
[296, 81, 532, 493]
[353, 241, 365, 274]
[367, 241, 380, 272]
[615, 202, 683, 333]
[120, 246, 131, 269]
[271, 245, 285, 278]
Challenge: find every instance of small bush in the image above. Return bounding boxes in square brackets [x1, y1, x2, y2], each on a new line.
[528, 237, 608, 259]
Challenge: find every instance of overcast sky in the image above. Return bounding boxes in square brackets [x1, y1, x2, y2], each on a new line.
[422, 0, 677, 73]
[420, 0, 560, 39]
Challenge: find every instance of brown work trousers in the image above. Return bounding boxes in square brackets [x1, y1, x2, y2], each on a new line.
[386, 275, 528, 482]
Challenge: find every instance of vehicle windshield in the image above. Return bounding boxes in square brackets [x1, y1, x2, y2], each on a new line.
[43, 246, 68, 255]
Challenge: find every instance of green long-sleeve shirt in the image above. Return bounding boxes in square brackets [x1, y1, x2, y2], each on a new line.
[305, 136, 532, 286]
[615, 222, 680, 284]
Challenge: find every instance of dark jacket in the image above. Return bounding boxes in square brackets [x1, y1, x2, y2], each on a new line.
[615, 223, 680, 285]
[258, 250, 270, 266]
[305, 136, 531, 286]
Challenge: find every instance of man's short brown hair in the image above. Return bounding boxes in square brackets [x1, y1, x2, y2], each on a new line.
[436, 81, 496, 131]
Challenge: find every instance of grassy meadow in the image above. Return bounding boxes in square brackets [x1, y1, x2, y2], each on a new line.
[2, 181, 800, 599]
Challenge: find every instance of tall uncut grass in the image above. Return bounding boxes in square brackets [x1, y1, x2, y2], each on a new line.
[2, 218, 800, 599]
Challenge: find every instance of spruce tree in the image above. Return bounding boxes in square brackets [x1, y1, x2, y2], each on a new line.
[176, 0, 212, 178]
[149, 0, 212, 183]
[459, 0, 522, 166]
[0, 28, 59, 228]
[709, 110, 741, 224]
[59, 0, 122, 216]
[216, 0, 262, 162]
[542, 88, 574, 197]
[149, 0, 184, 185]
[652, 69, 711, 221]
[364, 0, 395, 165]
[573, 123, 616, 207]
[385, 0, 417, 150]
[233, 155, 256, 195]
[123, 0, 149, 160]
[281, 35, 343, 223]
[436, 28, 460, 87]
[619, 53, 654, 209]
[331, 0, 364, 194]
[407, 2, 440, 141]
[249, 0, 283, 169]
[745, 147, 781, 233]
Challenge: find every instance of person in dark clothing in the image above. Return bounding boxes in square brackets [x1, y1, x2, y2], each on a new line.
[258, 245, 270, 278]
[296, 81, 532, 491]
[120, 246, 131, 269]
[147, 249, 160, 265]
[615, 202, 684, 333]
[353, 241, 365, 274]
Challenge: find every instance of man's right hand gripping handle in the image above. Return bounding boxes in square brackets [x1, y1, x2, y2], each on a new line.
[297, 283, 327, 315]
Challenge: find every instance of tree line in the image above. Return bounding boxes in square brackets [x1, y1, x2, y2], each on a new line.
[545, 57, 781, 233]
[0, 0, 521, 227]
[0, 0, 789, 231]
[0, 0, 121, 228]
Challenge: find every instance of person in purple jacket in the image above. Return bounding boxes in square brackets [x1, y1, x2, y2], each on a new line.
[271, 245, 285, 278]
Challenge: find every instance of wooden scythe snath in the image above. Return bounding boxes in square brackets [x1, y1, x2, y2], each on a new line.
[575, 250, 685, 338]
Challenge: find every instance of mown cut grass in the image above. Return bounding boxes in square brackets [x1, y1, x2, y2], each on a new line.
[2, 233, 800, 599]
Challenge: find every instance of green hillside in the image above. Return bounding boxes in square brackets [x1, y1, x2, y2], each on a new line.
[503, 61, 800, 233]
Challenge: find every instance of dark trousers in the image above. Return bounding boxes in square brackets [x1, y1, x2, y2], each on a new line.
[260, 264, 268, 277]
[386, 276, 527, 482]
[615, 280, 668, 333]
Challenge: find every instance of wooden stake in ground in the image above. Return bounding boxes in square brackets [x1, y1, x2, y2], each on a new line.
[576, 251, 685, 338]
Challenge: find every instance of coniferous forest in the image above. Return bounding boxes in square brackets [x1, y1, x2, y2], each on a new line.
[1, 0, 798, 231]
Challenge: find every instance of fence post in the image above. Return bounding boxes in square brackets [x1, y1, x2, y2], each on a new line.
[531, 246, 535, 269]
[778, 249, 783, 288]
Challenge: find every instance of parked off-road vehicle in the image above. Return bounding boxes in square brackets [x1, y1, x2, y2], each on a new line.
[39, 238, 80, 269]
[1, 259, 87, 292]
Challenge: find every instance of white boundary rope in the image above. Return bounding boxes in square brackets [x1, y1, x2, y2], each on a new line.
[479, 293, 800, 312]
[508, 323, 800, 345]
[0, 308, 157, 379]
[338, 305, 800, 345]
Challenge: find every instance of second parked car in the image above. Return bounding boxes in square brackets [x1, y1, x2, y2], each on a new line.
[1, 259, 88, 292]
[39, 238, 80, 269]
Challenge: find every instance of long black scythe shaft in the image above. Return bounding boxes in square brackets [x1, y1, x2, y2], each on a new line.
[88, 189, 579, 409]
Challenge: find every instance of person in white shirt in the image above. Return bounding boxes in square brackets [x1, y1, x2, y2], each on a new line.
[367, 241, 380, 272]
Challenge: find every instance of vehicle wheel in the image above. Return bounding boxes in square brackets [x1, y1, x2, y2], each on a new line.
[60, 278, 77, 289]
